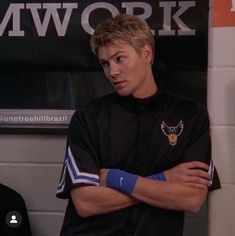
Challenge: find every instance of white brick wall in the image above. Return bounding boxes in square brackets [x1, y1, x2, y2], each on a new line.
[0, 135, 67, 236]
[207, 5, 235, 236]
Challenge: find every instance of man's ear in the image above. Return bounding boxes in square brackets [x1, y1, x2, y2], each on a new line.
[142, 44, 153, 64]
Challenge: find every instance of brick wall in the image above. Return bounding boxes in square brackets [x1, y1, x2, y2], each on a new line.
[207, 0, 235, 235]
[0, 135, 67, 235]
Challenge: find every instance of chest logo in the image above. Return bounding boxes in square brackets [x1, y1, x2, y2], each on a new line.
[161, 121, 184, 146]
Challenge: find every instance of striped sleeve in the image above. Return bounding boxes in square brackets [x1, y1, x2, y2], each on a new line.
[56, 109, 100, 199]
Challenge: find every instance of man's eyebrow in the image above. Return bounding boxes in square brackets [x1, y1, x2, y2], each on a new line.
[99, 51, 125, 62]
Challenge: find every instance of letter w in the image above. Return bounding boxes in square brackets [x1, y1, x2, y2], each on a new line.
[26, 3, 78, 37]
[0, 4, 24, 36]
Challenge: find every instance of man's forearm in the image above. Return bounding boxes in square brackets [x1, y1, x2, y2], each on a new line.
[72, 162, 210, 217]
[132, 177, 207, 213]
[72, 178, 207, 218]
[103, 162, 210, 213]
[71, 170, 167, 217]
[71, 185, 137, 217]
[71, 172, 168, 217]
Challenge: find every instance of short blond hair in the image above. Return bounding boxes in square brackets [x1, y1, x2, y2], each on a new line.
[90, 14, 155, 61]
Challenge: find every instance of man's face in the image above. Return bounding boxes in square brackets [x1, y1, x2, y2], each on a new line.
[98, 41, 153, 98]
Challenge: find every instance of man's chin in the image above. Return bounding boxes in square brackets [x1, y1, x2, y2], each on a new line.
[116, 90, 131, 97]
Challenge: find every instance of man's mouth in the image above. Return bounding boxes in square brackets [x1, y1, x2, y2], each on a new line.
[113, 81, 125, 89]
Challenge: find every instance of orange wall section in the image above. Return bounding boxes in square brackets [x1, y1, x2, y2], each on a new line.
[213, 0, 235, 26]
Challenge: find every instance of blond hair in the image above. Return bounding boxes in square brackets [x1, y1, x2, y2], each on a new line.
[90, 14, 155, 61]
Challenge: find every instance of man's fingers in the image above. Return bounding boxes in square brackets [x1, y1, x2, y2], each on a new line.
[183, 161, 209, 171]
[185, 182, 208, 190]
[164, 162, 211, 185]
[187, 169, 211, 179]
[186, 176, 211, 186]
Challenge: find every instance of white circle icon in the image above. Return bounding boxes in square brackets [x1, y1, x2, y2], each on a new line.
[5, 211, 22, 228]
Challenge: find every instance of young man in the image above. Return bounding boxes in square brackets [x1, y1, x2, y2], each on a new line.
[57, 14, 220, 236]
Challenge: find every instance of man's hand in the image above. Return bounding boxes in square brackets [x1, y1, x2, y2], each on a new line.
[164, 161, 211, 190]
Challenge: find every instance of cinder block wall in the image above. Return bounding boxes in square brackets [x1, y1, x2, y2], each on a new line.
[207, 2, 235, 236]
[0, 135, 67, 236]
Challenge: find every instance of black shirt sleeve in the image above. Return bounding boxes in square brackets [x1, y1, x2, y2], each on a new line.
[181, 104, 221, 190]
[56, 108, 100, 199]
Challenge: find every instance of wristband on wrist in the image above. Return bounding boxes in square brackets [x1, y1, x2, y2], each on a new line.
[106, 169, 138, 195]
[147, 172, 166, 181]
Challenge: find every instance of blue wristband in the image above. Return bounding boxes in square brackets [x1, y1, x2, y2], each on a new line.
[106, 169, 138, 195]
[147, 172, 166, 181]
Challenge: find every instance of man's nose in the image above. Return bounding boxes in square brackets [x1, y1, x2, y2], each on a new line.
[109, 63, 120, 78]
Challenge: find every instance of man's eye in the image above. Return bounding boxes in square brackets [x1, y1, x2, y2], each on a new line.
[101, 62, 109, 67]
[116, 56, 124, 63]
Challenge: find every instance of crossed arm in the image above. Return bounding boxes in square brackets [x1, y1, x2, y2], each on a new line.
[71, 161, 211, 217]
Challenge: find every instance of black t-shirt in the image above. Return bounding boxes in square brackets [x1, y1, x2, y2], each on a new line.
[0, 183, 31, 236]
[57, 90, 220, 236]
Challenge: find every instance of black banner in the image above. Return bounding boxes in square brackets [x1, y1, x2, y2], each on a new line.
[0, 0, 208, 69]
[0, 0, 209, 131]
